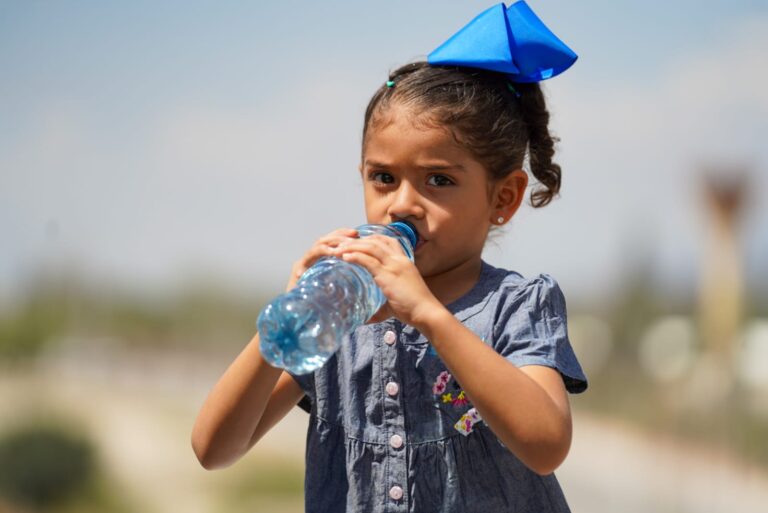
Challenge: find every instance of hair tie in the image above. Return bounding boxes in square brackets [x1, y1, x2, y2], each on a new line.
[427, 1, 577, 83]
[386, 80, 396, 88]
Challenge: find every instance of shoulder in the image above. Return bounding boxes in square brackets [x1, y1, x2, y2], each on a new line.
[484, 263, 567, 315]
[481, 267, 570, 340]
[457, 263, 568, 335]
[483, 265, 588, 393]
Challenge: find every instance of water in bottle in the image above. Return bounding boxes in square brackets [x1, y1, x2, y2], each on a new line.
[257, 221, 418, 374]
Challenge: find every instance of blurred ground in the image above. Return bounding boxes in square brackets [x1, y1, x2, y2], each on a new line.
[2, 347, 767, 513]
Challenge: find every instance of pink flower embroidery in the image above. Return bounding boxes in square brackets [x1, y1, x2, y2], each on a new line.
[432, 371, 452, 395]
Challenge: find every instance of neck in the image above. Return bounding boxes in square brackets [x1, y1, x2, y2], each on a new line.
[422, 256, 484, 306]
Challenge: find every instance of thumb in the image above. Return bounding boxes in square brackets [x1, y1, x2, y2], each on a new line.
[366, 303, 394, 325]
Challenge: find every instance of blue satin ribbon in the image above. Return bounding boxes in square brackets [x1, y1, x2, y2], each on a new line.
[427, 1, 577, 83]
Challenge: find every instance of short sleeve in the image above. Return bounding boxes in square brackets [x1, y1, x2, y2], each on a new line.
[287, 370, 315, 413]
[491, 274, 588, 393]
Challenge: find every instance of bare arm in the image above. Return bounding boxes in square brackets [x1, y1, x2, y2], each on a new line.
[420, 309, 572, 475]
[191, 332, 304, 470]
[192, 227, 359, 470]
[336, 236, 572, 475]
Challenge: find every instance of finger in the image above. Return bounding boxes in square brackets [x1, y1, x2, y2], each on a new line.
[309, 228, 357, 250]
[349, 235, 409, 262]
[336, 237, 394, 262]
[359, 234, 401, 250]
[286, 228, 360, 290]
[317, 228, 358, 245]
[312, 232, 358, 255]
[298, 245, 334, 267]
[302, 229, 359, 265]
[335, 243, 388, 266]
[366, 303, 393, 324]
[340, 250, 383, 275]
[289, 237, 354, 288]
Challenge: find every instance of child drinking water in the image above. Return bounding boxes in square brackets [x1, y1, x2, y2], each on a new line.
[192, 2, 587, 511]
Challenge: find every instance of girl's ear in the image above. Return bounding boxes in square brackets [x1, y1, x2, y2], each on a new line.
[491, 169, 528, 224]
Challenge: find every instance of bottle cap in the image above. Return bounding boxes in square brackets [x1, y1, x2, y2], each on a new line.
[389, 220, 419, 249]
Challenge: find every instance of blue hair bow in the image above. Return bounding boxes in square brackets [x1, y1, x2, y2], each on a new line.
[427, 1, 577, 83]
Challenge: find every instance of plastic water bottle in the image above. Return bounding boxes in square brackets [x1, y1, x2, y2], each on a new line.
[257, 221, 418, 374]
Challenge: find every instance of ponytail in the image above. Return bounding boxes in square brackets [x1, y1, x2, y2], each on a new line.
[518, 83, 562, 208]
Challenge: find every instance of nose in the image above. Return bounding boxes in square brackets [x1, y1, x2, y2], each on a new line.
[388, 179, 425, 221]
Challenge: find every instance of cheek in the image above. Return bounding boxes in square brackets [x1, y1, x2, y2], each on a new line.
[362, 189, 387, 217]
[456, 211, 492, 243]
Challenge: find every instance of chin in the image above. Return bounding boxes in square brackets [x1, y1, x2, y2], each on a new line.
[413, 258, 429, 277]
[414, 258, 443, 279]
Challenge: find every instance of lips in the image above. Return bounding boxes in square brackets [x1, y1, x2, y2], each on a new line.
[396, 222, 426, 252]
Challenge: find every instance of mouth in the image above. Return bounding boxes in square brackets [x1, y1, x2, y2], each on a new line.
[405, 224, 426, 251]
[390, 220, 426, 253]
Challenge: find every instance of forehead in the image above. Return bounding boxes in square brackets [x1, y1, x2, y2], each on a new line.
[363, 104, 479, 166]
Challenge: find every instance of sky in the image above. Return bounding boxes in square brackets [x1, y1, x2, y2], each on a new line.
[1, 0, 767, 306]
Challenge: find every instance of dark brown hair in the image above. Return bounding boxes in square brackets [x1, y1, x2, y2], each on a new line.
[362, 62, 561, 208]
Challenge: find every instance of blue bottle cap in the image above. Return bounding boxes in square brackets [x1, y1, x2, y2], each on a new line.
[389, 220, 419, 249]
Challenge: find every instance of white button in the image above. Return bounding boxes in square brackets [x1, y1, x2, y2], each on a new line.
[390, 434, 403, 449]
[389, 485, 404, 500]
[385, 382, 399, 396]
[383, 330, 396, 345]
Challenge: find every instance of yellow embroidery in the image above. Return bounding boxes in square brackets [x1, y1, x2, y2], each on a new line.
[442, 393, 453, 403]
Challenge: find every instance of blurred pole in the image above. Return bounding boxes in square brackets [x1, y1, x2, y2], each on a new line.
[697, 170, 749, 401]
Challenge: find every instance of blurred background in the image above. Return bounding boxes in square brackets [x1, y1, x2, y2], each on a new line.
[1, 0, 767, 511]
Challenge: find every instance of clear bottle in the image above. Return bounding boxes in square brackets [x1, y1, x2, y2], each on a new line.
[257, 221, 418, 374]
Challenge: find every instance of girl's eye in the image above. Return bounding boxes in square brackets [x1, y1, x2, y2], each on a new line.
[427, 174, 455, 187]
[370, 172, 395, 184]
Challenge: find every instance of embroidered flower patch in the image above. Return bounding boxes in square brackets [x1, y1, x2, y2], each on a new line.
[432, 370, 484, 435]
[454, 408, 483, 436]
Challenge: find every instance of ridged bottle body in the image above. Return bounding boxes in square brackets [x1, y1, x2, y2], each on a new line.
[257, 222, 417, 374]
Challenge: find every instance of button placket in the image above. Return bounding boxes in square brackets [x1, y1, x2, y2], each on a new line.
[381, 323, 407, 508]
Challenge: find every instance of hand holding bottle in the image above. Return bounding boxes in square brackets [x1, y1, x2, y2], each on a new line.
[333, 233, 441, 328]
[285, 228, 359, 291]
[257, 221, 418, 374]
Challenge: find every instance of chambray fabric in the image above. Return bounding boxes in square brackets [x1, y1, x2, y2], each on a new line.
[290, 261, 588, 513]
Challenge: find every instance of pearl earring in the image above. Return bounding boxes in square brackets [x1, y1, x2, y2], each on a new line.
[496, 216, 505, 224]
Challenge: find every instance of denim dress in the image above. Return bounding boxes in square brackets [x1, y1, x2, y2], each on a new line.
[290, 261, 588, 513]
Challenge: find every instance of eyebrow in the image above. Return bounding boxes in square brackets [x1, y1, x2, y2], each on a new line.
[363, 160, 466, 172]
[417, 163, 466, 172]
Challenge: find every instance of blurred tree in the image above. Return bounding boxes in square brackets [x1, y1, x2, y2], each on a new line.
[0, 424, 94, 509]
[0, 296, 69, 361]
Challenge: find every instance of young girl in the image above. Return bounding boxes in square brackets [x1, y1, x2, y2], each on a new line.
[192, 2, 587, 511]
